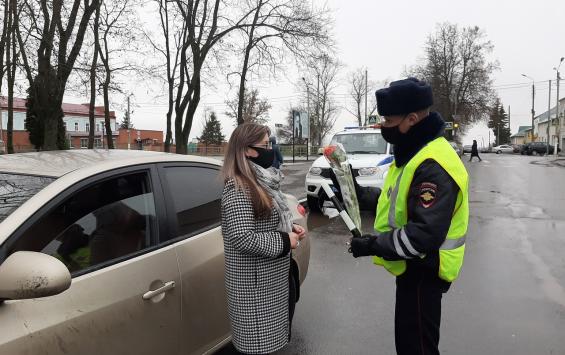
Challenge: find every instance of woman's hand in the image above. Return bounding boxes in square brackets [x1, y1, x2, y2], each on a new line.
[289, 232, 301, 249]
[292, 223, 306, 240]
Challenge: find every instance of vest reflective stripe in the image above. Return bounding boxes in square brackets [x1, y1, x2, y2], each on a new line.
[440, 235, 466, 250]
[388, 170, 404, 228]
[373, 137, 469, 282]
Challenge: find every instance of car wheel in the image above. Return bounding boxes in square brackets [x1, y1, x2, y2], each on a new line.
[496, 150, 501, 154]
[532, 150, 538, 156]
[307, 195, 322, 213]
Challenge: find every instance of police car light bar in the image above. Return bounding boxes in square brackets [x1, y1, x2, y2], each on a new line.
[343, 124, 381, 130]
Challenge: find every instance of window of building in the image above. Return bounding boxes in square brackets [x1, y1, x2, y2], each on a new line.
[86, 123, 90, 132]
[95, 138, 102, 148]
[75, 122, 79, 131]
[80, 138, 88, 148]
[96, 124, 100, 132]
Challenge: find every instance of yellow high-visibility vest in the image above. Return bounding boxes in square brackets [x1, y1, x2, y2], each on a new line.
[373, 137, 469, 282]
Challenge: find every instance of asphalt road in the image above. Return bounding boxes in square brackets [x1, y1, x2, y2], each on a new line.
[274, 154, 565, 355]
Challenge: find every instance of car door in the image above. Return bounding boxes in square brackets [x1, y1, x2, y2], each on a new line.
[0, 166, 181, 355]
[157, 163, 230, 355]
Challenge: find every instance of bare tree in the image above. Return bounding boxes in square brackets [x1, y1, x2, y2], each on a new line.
[96, 0, 139, 149]
[303, 53, 340, 146]
[232, 0, 331, 125]
[147, 0, 183, 152]
[5, 0, 16, 153]
[87, 1, 101, 149]
[16, 0, 99, 151]
[225, 88, 271, 126]
[410, 23, 498, 127]
[0, 0, 8, 96]
[346, 67, 380, 126]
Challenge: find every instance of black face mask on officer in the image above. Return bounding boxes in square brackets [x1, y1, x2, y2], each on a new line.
[381, 115, 409, 145]
[247, 146, 275, 169]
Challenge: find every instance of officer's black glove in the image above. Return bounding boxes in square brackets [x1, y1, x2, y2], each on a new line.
[350, 234, 379, 258]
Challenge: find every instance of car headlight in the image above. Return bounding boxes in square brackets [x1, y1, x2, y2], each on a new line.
[309, 167, 322, 176]
[358, 167, 379, 176]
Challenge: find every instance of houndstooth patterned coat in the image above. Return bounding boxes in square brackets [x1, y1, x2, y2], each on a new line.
[221, 179, 291, 354]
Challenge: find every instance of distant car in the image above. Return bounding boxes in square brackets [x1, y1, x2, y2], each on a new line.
[449, 141, 463, 157]
[463, 145, 472, 154]
[512, 144, 523, 153]
[492, 145, 514, 154]
[520, 142, 560, 156]
[0, 150, 310, 355]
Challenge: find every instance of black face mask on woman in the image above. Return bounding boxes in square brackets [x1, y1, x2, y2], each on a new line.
[247, 146, 275, 169]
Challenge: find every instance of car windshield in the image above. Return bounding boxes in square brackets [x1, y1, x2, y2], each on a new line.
[330, 133, 387, 154]
[0, 173, 55, 223]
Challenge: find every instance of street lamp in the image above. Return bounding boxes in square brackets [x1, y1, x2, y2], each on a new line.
[553, 57, 564, 156]
[521, 73, 535, 142]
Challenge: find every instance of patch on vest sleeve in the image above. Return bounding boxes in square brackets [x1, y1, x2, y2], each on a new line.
[419, 182, 437, 208]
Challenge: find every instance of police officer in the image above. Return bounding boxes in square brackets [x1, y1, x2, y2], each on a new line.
[350, 78, 469, 355]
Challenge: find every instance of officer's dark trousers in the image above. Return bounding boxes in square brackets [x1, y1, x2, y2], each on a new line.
[395, 271, 451, 355]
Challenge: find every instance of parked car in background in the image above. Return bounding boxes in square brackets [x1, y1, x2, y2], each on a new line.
[463, 145, 472, 154]
[492, 144, 514, 154]
[520, 142, 560, 156]
[306, 126, 392, 212]
[512, 144, 523, 153]
[449, 141, 463, 157]
[0, 150, 310, 355]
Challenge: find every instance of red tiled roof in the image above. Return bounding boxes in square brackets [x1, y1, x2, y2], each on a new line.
[0, 96, 115, 118]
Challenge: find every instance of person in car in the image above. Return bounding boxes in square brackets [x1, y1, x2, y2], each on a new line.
[221, 123, 306, 355]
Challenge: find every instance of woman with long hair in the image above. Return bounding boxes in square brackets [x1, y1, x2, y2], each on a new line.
[221, 123, 306, 355]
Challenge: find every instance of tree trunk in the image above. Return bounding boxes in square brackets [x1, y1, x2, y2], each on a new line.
[88, 2, 100, 149]
[6, 0, 14, 154]
[103, 82, 114, 149]
[165, 108, 173, 152]
[236, 0, 262, 126]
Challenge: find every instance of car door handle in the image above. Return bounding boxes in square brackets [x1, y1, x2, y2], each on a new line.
[142, 281, 176, 300]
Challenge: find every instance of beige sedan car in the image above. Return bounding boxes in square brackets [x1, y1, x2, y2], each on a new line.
[0, 150, 309, 355]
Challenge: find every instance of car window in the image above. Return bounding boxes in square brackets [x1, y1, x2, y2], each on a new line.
[0, 173, 55, 223]
[9, 172, 157, 275]
[161, 166, 222, 241]
[331, 132, 387, 154]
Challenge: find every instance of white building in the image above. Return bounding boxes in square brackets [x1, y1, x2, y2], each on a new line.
[534, 97, 565, 149]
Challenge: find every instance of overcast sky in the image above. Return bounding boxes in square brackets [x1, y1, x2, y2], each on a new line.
[65, 0, 565, 146]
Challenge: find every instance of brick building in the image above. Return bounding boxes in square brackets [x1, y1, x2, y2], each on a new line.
[0, 97, 163, 152]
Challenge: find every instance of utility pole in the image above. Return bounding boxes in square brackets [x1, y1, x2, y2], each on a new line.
[316, 73, 321, 146]
[555, 57, 563, 156]
[127, 95, 131, 150]
[521, 74, 535, 142]
[508, 105, 511, 136]
[364, 69, 368, 126]
[302, 77, 310, 160]
[547, 80, 551, 155]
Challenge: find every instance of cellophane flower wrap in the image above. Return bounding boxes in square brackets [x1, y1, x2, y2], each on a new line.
[323, 143, 362, 232]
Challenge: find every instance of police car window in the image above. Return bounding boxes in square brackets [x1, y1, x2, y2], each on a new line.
[9, 172, 157, 276]
[331, 133, 387, 154]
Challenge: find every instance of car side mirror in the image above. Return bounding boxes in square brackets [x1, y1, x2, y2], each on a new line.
[0, 251, 71, 301]
[317, 148, 324, 156]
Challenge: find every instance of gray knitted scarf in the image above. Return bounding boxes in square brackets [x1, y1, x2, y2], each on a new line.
[251, 163, 293, 233]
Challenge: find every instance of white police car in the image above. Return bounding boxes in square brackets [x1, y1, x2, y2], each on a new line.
[305, 126, 393, 211]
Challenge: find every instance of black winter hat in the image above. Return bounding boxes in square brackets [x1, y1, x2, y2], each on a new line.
[376, 77, 433, 116]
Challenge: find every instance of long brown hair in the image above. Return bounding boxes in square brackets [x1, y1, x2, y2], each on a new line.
[221, 123, 272, 218]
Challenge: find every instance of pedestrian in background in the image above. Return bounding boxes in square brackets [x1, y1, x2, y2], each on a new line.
[270, 136, 284, 169]
[350, 78, 469, 355]
[221, 123, 306, 355]
[469, 140, 482, 162]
